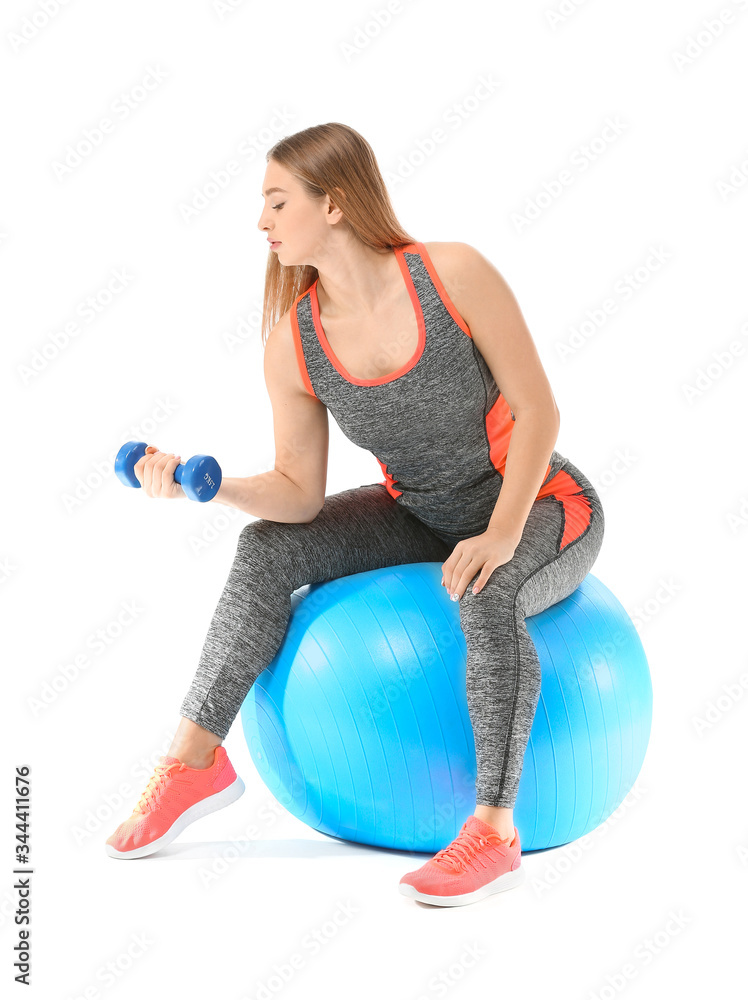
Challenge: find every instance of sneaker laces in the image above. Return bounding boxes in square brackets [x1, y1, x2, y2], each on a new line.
[134, 760, 186, 814]
[431, 825, 508, 873]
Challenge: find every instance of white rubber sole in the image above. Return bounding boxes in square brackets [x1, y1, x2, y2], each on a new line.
[105, 774, 246, 860]
[399, 863, 525, 906]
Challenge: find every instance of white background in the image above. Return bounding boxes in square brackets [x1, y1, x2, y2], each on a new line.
[2, 0, 746, 997]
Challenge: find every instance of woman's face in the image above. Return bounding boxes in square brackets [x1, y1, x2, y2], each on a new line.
[257, 160, 342, 267]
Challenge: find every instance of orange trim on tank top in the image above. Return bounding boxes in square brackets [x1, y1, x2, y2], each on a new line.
[485, 395, 515, 477]
[376, 457, 403, 498]
[485, 400, 592, 547]
[289, 297, 318, 398]
[309, 246, 426, 387]
[413, 241, 472, 338]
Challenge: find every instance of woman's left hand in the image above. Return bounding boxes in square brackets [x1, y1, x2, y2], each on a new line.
[441, 526, 521, 601]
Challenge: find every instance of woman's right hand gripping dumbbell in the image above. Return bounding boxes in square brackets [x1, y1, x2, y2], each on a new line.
[133, 446, 186, 500]
[115, 440, 222, 501]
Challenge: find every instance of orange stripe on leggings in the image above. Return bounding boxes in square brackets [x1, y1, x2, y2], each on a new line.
[535, 468, 593, 550]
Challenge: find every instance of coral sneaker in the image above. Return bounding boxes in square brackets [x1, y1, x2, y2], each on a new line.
[399, 816, 524, 906]
[105, 746, 244, 859]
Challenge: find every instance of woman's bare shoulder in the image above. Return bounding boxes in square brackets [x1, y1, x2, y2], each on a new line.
[421, 241, 481, 270]
[420, 241, 490, 325]
[264, 307, 308, 396]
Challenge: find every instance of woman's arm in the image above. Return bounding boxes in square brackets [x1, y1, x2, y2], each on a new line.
[215, 311, 330, 522]
[485, 408, 560, 544]
[431, 241, 561, 543]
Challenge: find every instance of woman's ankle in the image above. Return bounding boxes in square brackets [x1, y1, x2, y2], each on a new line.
[473, 804, 514, 840]
[168, 718, 223, 769]
[167, 743, 221, 769]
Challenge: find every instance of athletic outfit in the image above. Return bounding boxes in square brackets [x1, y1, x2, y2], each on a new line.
[180, 241, 604, 809]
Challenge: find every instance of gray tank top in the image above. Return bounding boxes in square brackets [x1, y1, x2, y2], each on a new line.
[290, 241, 568, 543]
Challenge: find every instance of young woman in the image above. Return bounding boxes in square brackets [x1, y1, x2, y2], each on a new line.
[105, 122, 604, 908]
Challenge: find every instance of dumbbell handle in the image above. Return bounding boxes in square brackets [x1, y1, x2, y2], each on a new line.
[114, 441, 222, 503]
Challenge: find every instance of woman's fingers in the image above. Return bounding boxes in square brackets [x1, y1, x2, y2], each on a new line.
[133, 445, 159, 488]
[131, 447, 184, 498]
[160, 454, 181, 496]
[142, 450, 169, 497]
[443, 553, 475, 600]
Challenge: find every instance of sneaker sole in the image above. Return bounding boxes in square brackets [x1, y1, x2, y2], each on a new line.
[105, 774, 246, 860]
[399, 863, 525, 906]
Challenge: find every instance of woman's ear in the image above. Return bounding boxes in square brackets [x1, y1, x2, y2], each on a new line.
[328, 186, 347, 215]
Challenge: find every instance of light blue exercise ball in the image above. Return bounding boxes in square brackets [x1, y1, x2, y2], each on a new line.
[240, 564, 652, 853]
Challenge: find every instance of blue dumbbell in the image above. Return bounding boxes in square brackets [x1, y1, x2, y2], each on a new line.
[114, 441, 222, 503]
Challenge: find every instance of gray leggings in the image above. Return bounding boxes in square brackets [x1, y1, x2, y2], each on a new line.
[180, 459, 604, 808]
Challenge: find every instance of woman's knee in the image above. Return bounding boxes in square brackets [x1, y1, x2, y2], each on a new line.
[234, 517, 332, 592]
[458, 566, 520, 622]
[517, 533, 601, 618]
[232, 519, 299, 582]
[236, 517, 301, 553]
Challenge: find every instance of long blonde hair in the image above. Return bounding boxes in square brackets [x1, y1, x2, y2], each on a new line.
[260, 123, 417, 346]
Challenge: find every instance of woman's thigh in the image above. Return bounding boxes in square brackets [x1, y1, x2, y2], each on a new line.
[517, 461, 604, 617]
[457, 463, 604, 619]
[240, 482, 453, 591]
